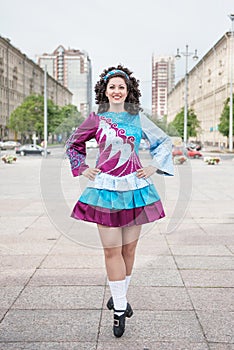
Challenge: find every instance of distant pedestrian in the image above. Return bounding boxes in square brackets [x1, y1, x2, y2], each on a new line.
[66, 65, 174, 338]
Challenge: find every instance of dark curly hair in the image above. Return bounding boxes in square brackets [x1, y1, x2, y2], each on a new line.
[94, 64, 143, 115]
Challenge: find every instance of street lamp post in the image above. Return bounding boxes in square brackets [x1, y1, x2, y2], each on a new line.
[228, 14, 234, 151]
[44, 65, 48, 158]
[175, 45, 198, 144]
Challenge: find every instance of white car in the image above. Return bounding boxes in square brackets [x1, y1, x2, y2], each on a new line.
[1, 141, 21, 149]
[86, 139, 98, 148]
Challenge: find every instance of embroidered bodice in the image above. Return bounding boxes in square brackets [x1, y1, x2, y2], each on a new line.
[66, 111, 174, 178]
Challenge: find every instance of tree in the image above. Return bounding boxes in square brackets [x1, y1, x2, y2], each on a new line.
[8, 95, 80, 143]
[143, 113, 169, 133]
[55, 104, 84, 141]
[8, 95, 61, 142]
[168, 108, 201, 140]
[218, 95, 234, 140]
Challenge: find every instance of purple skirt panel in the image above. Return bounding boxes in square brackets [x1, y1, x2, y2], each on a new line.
[71, 200, 165, 227]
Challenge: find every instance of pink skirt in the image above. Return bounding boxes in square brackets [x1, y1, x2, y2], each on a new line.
[71, 200, 165, 227]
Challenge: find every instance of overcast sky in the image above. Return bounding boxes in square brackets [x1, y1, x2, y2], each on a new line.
[1, 0, 233, 110]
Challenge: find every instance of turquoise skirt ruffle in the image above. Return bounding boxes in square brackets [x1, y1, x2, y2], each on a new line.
[79, 184, 160, 210]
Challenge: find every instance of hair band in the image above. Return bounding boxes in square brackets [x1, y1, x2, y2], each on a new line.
[103, 69, 129, 82]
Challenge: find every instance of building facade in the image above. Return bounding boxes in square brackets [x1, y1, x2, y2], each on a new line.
[38, 46, 92, 118]
[0, 36, 72, 141]
[167, 32, 233, 147]
[152, 55, 175, 119]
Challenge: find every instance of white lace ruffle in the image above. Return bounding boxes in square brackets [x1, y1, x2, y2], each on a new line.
[87, 172, 152, 191]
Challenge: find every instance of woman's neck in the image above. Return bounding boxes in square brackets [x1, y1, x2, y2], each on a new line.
[108, 103, 125, 113]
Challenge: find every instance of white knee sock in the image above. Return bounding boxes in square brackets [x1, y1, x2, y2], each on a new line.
[125, 275, 131, 293]
[108, 279, 127, 316]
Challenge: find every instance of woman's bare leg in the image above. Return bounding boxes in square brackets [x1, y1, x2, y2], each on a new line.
[122, 225, 141, 276]
[97, 225, 126, 281]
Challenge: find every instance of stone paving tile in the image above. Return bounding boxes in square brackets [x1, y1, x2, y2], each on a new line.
[200, 224, 234, 235]
[138, 226, 169, 241]
[0, 309, 8, 321]
[64, 230, 103, 250]
[197, 311, 234, 343]
[0, 269, 35, 287]
[0, 310, 99, 342]
[166, 233, 234, 246]
[29, 268, 106, 286]
[28, 216, 59, 230]
[49, 239, 104, 256]
[0, 287, 24, 309]
[169, 245, 232, 256]
[0, 216, 39, 235]
[96, 341, 209, 350]
[104, 286, 193, 311]
[99, 310, 205, 342]
[136, 243, 171, 256]
[63, 218, 102, 241]
[180, 270, 234, 288]
[195, 218, 234, 224]
[0, 240, 56, 255]
[0, 256, 44, 270]
[174, 256, 234, 270]
[21, 226, 61, 238]
[209, 344, 234, 350]
[134, 255, 177, 269]
[41, 254, 105, 269]
[0, 199, 31, 214]
[187, 288, 234, 311]
[160, 224, 204, 238]
[131, 269, 184, 287]
[12, 286, 104, 310]
[0, 342, 97, 349]
[18, 202, 46, 216]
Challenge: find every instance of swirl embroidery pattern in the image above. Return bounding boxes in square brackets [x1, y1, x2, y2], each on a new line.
[66, 147, 85, 172]
[96, 116, 141, 176]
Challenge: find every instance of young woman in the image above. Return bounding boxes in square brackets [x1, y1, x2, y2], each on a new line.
[66, 65, 174, 338]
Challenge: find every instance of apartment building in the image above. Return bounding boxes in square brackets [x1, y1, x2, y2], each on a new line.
[152, 55, 175, 119]
[38, 46, 92, 118]
[167, 32, 233, 147]
[0, 36, 72, 140]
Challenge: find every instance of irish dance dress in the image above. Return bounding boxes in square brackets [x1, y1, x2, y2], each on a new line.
[66, 111, 174, 227]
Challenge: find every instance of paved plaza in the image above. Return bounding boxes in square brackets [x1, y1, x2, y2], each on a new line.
[0, 147, 233, 350]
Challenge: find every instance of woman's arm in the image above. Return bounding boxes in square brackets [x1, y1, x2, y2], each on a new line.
[66, 112, 99, 176]
[140, 113, 174, 176]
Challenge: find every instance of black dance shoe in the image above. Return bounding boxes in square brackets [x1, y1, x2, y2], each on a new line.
[107, 297, 133, 318]
[113, 309, 126, 338]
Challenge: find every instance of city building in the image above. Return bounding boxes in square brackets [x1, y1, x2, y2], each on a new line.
[38, 46, 92, 118]
[0, 36, 72, 141]
[152, 55, 175, 119]
[167, 32, 233, 147]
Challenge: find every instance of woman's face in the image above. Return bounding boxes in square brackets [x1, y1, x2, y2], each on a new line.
[105, 77, 128, 106]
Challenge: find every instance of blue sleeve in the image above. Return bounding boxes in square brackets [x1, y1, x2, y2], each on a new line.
[140, 114, 174, 176]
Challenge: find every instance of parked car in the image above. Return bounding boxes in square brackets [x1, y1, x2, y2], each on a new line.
[0, 140, 21, 150]
[172, 146, 185, 157]
[86, 139, 98, 148]
[15, 144, 50, 156]
[172, 146, 202, 159]
[187, 149, 203, 158]
[186, 142, 202, 151]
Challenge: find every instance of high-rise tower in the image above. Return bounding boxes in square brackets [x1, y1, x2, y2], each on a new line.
[38, 46, 92, 118]
[152, 55, 175, 119]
